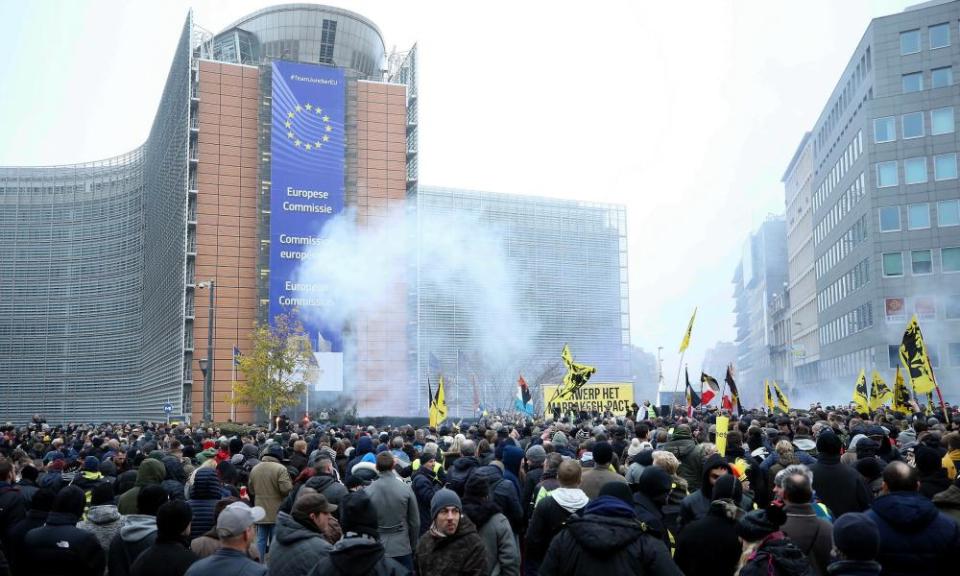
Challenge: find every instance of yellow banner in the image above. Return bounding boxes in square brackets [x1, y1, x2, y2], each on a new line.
[715, 416, 730, 456]
[543, 383, 634, 416]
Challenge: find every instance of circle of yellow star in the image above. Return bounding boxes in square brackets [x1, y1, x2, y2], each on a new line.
[282, 103, 334, 152]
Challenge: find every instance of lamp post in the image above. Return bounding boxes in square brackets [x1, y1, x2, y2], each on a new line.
[197, 280, 216, 423]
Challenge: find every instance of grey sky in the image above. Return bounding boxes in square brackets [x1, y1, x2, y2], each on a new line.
[0, 0, 918, 393]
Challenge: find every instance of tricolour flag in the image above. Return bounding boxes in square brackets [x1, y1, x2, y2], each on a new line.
[700, 372, 719, 405]
[891, 366, 911, 416]
[869, 370, 892, 411]
[724, 365, 743, 415]
[685, 368, 701, 418]
[514, 374, 533, 415]
[899, 315, 936, 394]
[679, 307, 697, 353]
[852, 369, 870, 415]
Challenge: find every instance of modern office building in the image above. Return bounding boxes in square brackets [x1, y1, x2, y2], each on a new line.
[414, 187, 632, 417]
[783, 0, 960, 400]
[1, 4, 632, 422]
[732, 216, 787, 406]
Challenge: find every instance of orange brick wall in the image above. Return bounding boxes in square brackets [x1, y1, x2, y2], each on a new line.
[352, 81, 409, 416]
[192, 60, 260, 423]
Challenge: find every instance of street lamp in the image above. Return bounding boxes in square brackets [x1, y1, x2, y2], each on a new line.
[197, 280, 216, 423]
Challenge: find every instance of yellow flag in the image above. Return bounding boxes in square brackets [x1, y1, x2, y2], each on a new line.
[763, 380, 775, 412]
[899, 315, 937, 394]
[679, 307, 697, 353]
[852, 369, 870, 414]
[925, 391, 935, 417]
[435, 375, 448, 423]
[771, 381, 790, 413]
[891, 366, 911, 416]
[557, 344, 596, 400]
[869, 370, 892, 411]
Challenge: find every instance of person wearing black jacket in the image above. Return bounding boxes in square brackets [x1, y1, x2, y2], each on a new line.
[674, 475, 744, 576]
[539, 482, 680, 576]
[521, 445, 546, 523]
[809, 432, 871, 518]
[6, 489, 54, 576]
[411, 454, 443, 535]
[131, 500, 198, 576]
[525, 460, 589, 575]
[0, 461, 25, 555]
[23, 486, 105, 576]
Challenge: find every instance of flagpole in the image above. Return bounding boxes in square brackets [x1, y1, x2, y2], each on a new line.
[230, 347, 236, 422]
[456, 348, 461, 420]
[671, 349, 687, 414]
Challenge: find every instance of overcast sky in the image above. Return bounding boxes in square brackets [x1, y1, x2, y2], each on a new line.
[0, 0, 920, 392]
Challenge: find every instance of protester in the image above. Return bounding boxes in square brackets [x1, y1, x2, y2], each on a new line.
[267, 493, 335, 576]
[827, 513, 881, 576]
[735, 506, 810, 576]
[184, 502, 267, 576]
[78, 483, 125, 551]
[24, 486, 105, 576]
[809, 431, 871, 518]
[674, 474, 743, 576]
[525, 459, 589, 575]
[130, 500, 198, 576]
[411, 451, 443, 535]
[186, 469, 223, 540]
[779, 466, 832, 576]
[308, 491, 407, 576]
[108, 485, 169, 576]
[578, 442, 626, 499]
[461, 475, 519, 576]
[415, 489, 487, 576]
[248, 444, 293, 560]
[364, 452, 420, 571]
[189, 498, 260, 561]
[7, 488, 54, 575]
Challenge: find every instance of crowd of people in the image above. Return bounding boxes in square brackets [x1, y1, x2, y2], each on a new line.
[1, 401, 960, 576]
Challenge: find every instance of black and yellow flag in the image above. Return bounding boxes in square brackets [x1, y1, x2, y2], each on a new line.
[558, 344, 596, 400]
[679, 307, 697, 353]
[771, 381, 790, 413]
[763, 380, 775, 412]
[429, 375, 448, 428]
[891, 366, 911, 416]
[869, 370, 892, 411]
[925, 391, 935, 417]
[852, 369, 870, 414]
[899, 315, 937, 394]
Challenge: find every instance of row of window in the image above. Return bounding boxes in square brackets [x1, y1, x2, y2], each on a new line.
[820, 347, 874, 380]
[817, 258, 870, 313]
[819, 302, 873, 345]
[876, 153, 958, 187]
[882, 247, 960, 276]
[900, 23, 952, 55]
[879, 200, 960, 232]
[902, 67, 953, 93]
[813, 130, 863, 212]
[874, 107, 954, 143]
[885, 295, 960, 323]
[815, 46, 870, 158]
[888, 343, 960, 369]
[815, 214, 867, 279]
[814, 172, 865, 246]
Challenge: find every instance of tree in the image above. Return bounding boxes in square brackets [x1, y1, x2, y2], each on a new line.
[234, 311, 314, 426]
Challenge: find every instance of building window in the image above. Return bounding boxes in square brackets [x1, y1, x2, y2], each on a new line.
[319, 19, 337, 64]
[938, 199, 960, 227]
[948, 295, 960, 319]
[903, 72, 924, 93]
[886, 297, 906, 322]
[934, 153, 958, 180]
[904, 157, 927, 184]
[930, 23, 950, 49]
[901, 29, 921, 54]
[950, 343, 960, 366]
[888, 344, 901, 369]
[880, 206, 901, 232]
[944, 247, 960, 272]
[902, 112, 925, 138]
[932, 66, 953, 88]
[908, 203, 931, 229]
[876, 161, 898, 187]
[912, 250, 933, 274]
[874, 116, 896, 143]
[931, 107, 954, 135]
[916, 296, 937, 320]
[883, 252, 904, 276]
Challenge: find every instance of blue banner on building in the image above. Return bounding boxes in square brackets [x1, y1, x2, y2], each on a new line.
[268, 61, 345, 354]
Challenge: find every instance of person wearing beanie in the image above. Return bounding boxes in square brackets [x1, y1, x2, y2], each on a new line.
[540, 479, 677, 576]
[674, 474, 744, 576]
[521, 444, 547, 523]
[525, 460, 590, 574]
[364, 451, 420, 572]
[551, 432, 575, 459]
[109, 484, 170, 576]
[266, 493, 336, 576]
[310, 491, 406, 576]
[248, 439, 294, 560]
[412, 450, 444, 536]
[810, 431, 872, 518]
[130, 500, 198, 576]
[827, 512, 881, 576]
[416, 488, 487, 576]
[578, 441, 627, 500]
[657, 424, 705, 492]
[734, 506, 809, 576]
[461, 476, 519, 576]
[867, 460, 960, 576]
[24, 485, 106, 576]
[915, 444, 951, 499]
[77, 482, 124, 551]
[469, 460, 524, 534]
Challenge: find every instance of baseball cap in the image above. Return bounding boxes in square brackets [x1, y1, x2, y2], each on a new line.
[216, 501, 265, 538]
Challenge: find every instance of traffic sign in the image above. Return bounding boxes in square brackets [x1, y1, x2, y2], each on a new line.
[163, 403, 173, 414]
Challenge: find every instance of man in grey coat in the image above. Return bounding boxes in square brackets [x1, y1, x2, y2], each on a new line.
[780, 466, 833, 576]
[364, 451, 420, 573]
[267, 493, 336, 576]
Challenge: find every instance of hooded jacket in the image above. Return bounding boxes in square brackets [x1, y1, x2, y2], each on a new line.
[411, 465, 443, 535]
[77, 503, 125, 551]
[24, 510, 106, 576]
[160, 457, 187, 502]
[266, 512, 332, 576]
[470, 465, 523, 531]
[108, 514, 158, 576]
[308, 534, 407, 576]
[462, 497, 519, 576]
[674, 500, 742, 576]
[187, 469, 222, 541]
[130, 536, 198, 576]
[737, 533, 812, 576]
[415, 515, 488, 576]
[444, 456, 480, 496]
[525, 486, 589, 565]
[7, 508, 48, 575]
[538, 496, 681, 576]
[866, 491, 960, 576]
[344, 437, 375, 483]
[118, 460, 166, 515]
[680, 456, 753, 528]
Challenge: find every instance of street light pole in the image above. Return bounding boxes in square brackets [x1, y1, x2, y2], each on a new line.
[198, 280, 216, 423]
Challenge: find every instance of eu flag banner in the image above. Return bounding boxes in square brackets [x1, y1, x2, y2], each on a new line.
[268, 61, 345, 363]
